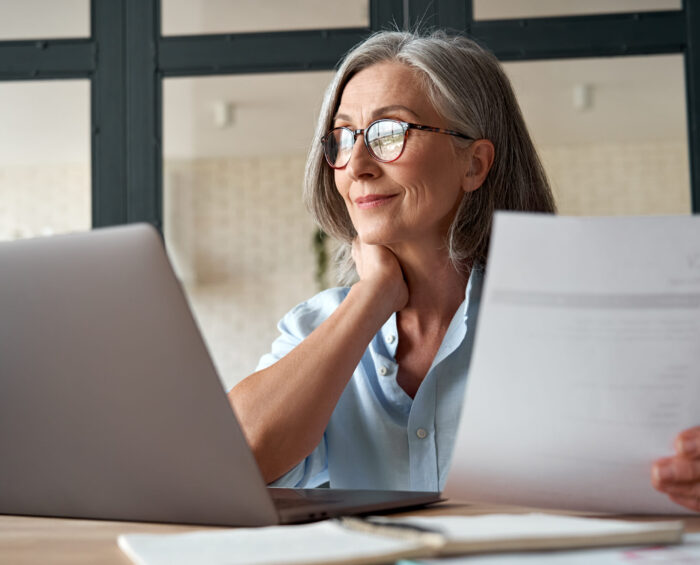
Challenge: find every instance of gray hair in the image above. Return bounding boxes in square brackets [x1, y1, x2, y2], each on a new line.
[303, 30, 556, 285]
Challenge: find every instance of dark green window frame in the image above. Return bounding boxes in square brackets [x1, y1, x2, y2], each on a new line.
[0, 0, 698, 230]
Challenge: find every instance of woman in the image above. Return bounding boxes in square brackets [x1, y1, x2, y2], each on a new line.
[228, 30, 700, 512]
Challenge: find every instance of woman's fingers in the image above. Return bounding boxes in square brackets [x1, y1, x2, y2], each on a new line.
[657, 481, 700, 498]
[652, 428, 700, 512]
[351, 238, 409, 311]
[352, 238, 400, 283]
[675, 426, 700, 457]
[668, 494, 700, 512]
[653, 456, 700, 484]
[652, 457, 700, 512]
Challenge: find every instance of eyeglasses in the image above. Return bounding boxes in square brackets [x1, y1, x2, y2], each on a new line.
[321, 118, 472, 169]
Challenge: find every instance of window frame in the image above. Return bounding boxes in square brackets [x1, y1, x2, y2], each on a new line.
[0, 0, 697, 229]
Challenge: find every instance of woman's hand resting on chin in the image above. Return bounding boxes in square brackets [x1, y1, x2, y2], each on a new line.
[652, 426, 700, 512]
[351, 238, 409, 314]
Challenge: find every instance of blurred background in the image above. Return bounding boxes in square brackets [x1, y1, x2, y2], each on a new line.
[0, 0, 693, 389]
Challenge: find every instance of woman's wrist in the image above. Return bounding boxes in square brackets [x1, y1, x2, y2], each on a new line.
[350, 277, 406, 317]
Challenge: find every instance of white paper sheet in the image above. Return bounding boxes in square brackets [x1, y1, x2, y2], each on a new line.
[444, 213, 700, 514]
[384, 513, 681, 542]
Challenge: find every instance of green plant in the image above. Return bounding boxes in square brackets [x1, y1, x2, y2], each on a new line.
[312, 228, 329, 290]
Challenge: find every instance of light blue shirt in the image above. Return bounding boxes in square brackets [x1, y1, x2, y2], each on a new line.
[256, 268, 483, 492]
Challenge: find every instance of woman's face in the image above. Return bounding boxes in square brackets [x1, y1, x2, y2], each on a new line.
[332, 61, 470, 250]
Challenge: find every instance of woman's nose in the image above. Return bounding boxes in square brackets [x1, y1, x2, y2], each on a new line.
[345, 135, 381, 181]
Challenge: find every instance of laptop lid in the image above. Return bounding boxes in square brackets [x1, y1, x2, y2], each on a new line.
[0, 224, 440, 526]
[0, 224, 279, 526]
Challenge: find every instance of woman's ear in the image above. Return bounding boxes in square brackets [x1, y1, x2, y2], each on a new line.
[462, 139, 495, 193]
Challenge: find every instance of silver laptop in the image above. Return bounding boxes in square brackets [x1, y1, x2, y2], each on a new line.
[0, 224, 440, 526]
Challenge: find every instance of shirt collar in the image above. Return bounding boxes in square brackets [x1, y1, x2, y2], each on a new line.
[463, 265, 484, 320]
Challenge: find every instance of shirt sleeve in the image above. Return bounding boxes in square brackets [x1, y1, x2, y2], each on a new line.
[254, 288, 349, 488]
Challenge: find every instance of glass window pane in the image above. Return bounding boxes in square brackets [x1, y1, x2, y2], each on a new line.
[0, 80, 91, 241]
[474, 0, 680, 20]
[162, 0, 369, 36]
[163, 71, 333, 389]
[0, 0, 89, 40]
[502, 54, 690, 215]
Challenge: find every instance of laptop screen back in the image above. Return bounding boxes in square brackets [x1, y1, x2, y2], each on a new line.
[0, 224, 278, 526]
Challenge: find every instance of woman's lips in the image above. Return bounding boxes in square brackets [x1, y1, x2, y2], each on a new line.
[354, 194, 398, 209]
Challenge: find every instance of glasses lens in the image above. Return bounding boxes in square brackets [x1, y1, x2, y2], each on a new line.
[324, 128, 354, 168]
[366, 120, 405, 162]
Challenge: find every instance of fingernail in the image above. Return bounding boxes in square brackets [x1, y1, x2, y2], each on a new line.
[654, 462, 675, 482]
[679, 437, 699, 456]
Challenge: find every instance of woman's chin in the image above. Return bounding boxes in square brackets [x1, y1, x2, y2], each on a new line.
[354, 224, 402, 246]
[356, 233, 395, 246]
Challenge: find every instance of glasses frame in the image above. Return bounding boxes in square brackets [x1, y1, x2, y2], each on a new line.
[321, 118, 473, 169]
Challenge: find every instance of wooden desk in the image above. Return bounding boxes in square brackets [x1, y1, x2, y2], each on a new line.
[1, 504, 698, 565]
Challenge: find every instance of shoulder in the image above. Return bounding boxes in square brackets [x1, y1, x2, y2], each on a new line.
[279, 286, 351, 338]
[255, 287, 352, 373]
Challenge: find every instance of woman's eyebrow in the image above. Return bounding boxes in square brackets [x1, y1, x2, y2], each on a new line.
[371, 105, 420, 119]
[332, 112, 353, 123]
[332, 105, 420, 124]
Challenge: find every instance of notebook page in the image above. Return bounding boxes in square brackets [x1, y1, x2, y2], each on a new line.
[118, 520, 434, 565]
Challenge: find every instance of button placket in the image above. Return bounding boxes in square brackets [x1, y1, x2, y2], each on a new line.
[380, 314, 398, 358]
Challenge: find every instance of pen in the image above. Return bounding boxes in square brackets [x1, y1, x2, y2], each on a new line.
[337, 516, 446, 548]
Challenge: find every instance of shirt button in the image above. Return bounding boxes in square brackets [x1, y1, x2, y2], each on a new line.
[379, 366, 389, 376]
[386, 334, 396, 344]
[416, 428, 428, 439]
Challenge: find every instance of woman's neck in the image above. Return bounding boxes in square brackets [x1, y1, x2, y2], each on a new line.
[388, 241, 468, 330]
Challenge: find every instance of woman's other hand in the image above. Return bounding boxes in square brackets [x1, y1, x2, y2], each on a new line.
[652, 426, 700, 512]
[352, 238, 408, 313]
